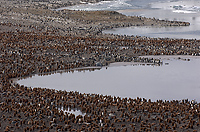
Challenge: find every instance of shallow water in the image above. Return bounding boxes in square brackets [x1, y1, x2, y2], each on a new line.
[104, 0, 200, 39]
[103, 25, 200, 39]
[17, 56, 200, 102]
[57, 0, 200, 39]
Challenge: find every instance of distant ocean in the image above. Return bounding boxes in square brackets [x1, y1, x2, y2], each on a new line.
[58, 0, 200, 39]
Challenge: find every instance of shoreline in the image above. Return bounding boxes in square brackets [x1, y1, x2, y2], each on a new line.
[14, 54, 200, 80]
[10, 54, 200, 102]
[1, 0, 200, 131]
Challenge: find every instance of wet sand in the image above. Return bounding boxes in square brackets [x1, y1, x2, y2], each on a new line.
[0, 0, 200, 131]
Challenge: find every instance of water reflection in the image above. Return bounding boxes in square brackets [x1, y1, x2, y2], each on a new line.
[17, 56, 200, 102]
[103, 26, 200, 39]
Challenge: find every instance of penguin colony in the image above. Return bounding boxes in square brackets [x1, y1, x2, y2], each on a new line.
[1, 0, 200, 131]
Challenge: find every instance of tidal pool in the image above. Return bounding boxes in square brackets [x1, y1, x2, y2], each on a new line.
[17, 56, 200, 102]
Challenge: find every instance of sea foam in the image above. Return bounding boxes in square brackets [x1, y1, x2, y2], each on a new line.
[56, 0, 132, 11]
[151, 0, 200, 14]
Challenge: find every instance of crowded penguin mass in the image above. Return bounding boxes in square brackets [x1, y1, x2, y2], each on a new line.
[1, 0, 200, 131]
